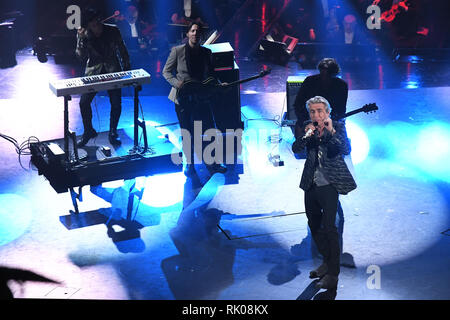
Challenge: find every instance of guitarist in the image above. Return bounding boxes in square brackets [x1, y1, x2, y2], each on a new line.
[163, 21, 227, 177]
[293, 58, 348, 138]
[292, 96, 356, 291]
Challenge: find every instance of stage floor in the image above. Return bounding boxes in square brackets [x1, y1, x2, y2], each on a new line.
[0, 52, 449, 300]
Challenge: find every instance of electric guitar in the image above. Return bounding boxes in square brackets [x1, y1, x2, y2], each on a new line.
[292, 103, 379, 137]
[336, 103, 378, 120]
[176, 68, 271, 103]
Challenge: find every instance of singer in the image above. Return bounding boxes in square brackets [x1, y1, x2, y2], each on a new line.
[75, 7, 131, 147]
[292, 96, 356, 290]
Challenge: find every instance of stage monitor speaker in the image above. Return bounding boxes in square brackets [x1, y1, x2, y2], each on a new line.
[213, 61, 242, 131]
[203, 42, 235, 70]
[286, 76, 307, 159]
[203, 42, 242, 131]
[286, 76, 306, 122]
[0, 22, 17, 68]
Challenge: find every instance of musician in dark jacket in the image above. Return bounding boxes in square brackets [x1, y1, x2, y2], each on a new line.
[75, 8, 131, 147]
[293, 58, 348, 127]
[292, 96, 356, 290]
[163, 21, 226, 177]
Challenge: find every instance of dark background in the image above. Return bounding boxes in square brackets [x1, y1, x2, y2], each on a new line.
[1, 0, 449, 51]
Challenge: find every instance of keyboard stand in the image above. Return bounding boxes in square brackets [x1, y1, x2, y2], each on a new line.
[62, 95, 84, 168]
[63, 95, 77, 168]
[61, 82, 152, 169]
[130, 83, 150, 154]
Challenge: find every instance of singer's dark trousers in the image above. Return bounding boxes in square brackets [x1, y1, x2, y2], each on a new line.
[79, 89, 122, 133]
[305, 183, 340, 276]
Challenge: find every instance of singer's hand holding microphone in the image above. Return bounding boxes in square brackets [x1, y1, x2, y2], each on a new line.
[302, 122, 318, 140]
[302, 119, 335, 140]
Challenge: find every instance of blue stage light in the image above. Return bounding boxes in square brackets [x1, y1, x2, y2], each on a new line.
[140, 172, 186, 208]
[346, 120, 370, 165]
[0, 194, 33, 246]
[405, 81, 419, 89]
[371, 121, 450, 182]
[120, 120, 186, 208]
[415, 122, 450, 180]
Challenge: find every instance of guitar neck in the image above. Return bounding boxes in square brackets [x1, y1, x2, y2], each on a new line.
[337, 108, 363, 120]
[225, 74, 265, 87]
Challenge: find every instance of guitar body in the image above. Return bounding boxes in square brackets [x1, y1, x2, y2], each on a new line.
[177, 77, 220, 103]
[176, 69, 271, 103]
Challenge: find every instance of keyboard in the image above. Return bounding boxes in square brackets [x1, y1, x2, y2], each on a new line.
[49, 69, 151, 97]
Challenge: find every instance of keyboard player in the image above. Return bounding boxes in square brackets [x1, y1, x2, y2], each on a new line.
[75, 7, 131, 146]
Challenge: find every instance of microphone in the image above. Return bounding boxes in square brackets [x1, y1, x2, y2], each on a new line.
[302, 121, 318, 140]
[302, 128, 313, 140]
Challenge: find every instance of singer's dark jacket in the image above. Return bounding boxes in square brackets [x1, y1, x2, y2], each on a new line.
[292, 120, 356, 195]
[75, 23, 130, 76]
